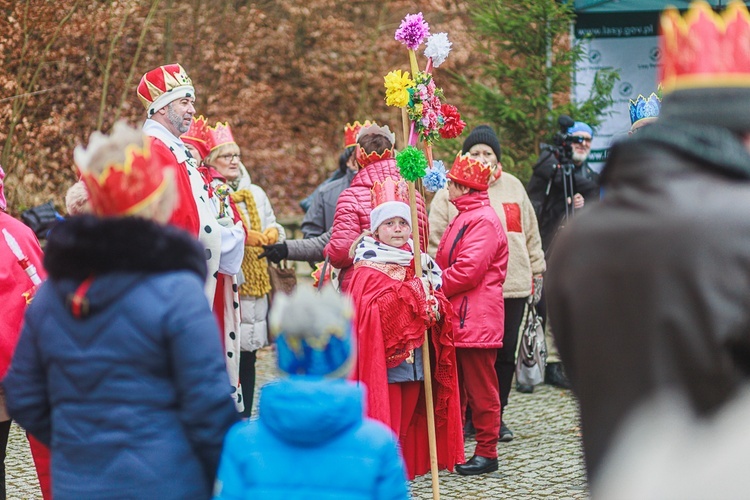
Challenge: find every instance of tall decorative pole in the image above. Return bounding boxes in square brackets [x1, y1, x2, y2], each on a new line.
[385, 15, 466, 498]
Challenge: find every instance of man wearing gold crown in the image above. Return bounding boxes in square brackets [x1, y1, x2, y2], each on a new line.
[546, 0, 750, 481]
[137, 64, 245, 411]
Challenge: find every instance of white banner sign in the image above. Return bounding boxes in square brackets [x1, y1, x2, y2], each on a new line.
[573, 36, 660, 172]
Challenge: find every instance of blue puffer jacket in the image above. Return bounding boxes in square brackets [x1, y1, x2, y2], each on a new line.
[4, 216, 239, 500]
[214, 377, 409, 500]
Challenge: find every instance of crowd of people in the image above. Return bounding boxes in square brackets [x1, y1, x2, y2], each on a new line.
[4, 1, 750, 498]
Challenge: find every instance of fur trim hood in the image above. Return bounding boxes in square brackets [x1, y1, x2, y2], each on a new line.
[44, 215, 207, 281]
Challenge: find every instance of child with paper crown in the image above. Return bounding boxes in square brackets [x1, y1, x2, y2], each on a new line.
[346, 177, 464, 480]
[213, 286, 409, 499]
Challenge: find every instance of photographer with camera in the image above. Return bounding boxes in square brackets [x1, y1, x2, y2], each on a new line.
[526, 117, 600, 389]
[527, 118, 600, 253]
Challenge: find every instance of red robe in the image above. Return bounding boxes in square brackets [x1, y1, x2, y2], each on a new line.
[150, 138, 200, 236]
[348, 261, 464, 479]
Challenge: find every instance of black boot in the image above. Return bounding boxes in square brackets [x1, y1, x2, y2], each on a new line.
[456, 455, 499, 475]
[545, 362, 571, 389]
[499, 422, 514, 442]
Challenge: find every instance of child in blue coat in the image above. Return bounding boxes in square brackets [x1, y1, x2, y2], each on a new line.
[213, 286, 409, 500]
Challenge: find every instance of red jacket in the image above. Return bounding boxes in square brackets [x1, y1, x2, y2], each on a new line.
[435, 190, 508, 348]
[0, 212, 46, 378]
[325, 158, 429, 292]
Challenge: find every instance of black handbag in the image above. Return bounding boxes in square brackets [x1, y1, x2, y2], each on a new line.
[515, 298, 547, 387]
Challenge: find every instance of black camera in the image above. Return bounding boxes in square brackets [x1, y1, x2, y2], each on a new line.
[549, 115, 582, 164]
[536, 115, 581, 220]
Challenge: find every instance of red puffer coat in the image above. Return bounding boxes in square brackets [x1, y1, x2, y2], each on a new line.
[435, 190, 508, 348]
[325, 158, 429, 292]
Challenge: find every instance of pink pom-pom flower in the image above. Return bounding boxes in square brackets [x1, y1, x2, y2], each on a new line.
[395, 12, 430, 51]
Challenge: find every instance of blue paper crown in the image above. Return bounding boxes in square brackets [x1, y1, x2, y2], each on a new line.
[270, 287, 354, 378]
[629, 92, 662, 126]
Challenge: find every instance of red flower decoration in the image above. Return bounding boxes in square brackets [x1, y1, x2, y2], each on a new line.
[439, 104, 466, 139]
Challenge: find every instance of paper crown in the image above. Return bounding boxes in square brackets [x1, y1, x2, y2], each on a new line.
[629, 92, 662, 126]
[357, 123, 396, 145]
[181, 115, 210, 159]
[206, 122, 236, 152]
[344, 120, 372, 148]
[137, 64, 194, 117]
[74, 122, 172, 217]
[269, 286, 354, 378]
[448, 152, 492, 191]
[660, 2, 750, 94]
[370, 177, 409, 207]
[355, 123, 396, 168]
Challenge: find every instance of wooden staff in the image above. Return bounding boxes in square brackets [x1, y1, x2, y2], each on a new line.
[406, 49, 441, 500]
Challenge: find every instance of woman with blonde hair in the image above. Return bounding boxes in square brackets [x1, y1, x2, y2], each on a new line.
[202, 121, 285, 417]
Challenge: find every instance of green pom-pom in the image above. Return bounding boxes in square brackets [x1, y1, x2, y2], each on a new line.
[396, 146, 428, 182]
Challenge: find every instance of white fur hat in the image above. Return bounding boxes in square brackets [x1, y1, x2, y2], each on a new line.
[370, 201, 412, 233]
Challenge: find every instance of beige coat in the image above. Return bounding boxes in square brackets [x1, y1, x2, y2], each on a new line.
[428, 171, 545, 298]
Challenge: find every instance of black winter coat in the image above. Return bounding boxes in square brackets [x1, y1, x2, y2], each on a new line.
[546, 121, 750, 481]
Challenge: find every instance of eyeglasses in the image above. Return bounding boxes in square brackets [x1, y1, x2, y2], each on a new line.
[218, 153, 241, 161]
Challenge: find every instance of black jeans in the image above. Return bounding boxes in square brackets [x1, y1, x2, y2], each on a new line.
[240, 350, 257, 418]
[495, 297, 528, 417]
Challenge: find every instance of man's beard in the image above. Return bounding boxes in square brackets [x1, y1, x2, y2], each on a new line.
[167, 104, 189, 134]
[572, 150, 588, 165]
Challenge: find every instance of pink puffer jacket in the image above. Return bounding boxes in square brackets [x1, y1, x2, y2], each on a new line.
[435, 190, 508, 348]
[325, 158, 429, 292]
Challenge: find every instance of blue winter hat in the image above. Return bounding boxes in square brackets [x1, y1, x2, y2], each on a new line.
[568, 121, 593, 137]
[269, 286, 354, 378]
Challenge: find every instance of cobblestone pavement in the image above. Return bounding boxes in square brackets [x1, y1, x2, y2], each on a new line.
[5, 347, 588, 499]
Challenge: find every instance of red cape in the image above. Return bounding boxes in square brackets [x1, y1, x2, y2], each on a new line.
[348, 263, 464, 479]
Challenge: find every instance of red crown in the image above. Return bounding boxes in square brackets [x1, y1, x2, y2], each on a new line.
[660, 2, 750, 93]
[370, 177, 410, 208]
[181, 115, 210, 159]
[344, 120, 372, 148]
[206, 122, 236, 152]
[79, 137, 172, 217]
[137, 64, 194, 116]
[356, 147, 393, 169]
[448, 153, 492, 191]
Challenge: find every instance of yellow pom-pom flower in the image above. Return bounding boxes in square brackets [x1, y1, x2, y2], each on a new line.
[384, 70, 415, 108]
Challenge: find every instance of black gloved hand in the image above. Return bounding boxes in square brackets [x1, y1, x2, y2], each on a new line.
[258, 242, 289, 264]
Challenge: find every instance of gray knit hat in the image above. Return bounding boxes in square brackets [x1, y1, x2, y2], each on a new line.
[462, 125, 502, 161]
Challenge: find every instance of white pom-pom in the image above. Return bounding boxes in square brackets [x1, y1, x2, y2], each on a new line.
[424, 33, 452, 68]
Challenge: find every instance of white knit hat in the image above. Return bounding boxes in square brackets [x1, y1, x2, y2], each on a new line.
[370, 201, 412, 233]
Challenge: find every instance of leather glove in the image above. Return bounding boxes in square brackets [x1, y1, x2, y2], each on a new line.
[532, 274, 544, 305]
[217, 216, 234, 228]
[258, 242, 289, 263]
[263, 227, 279, 245]
[246, 230, 269, 247]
